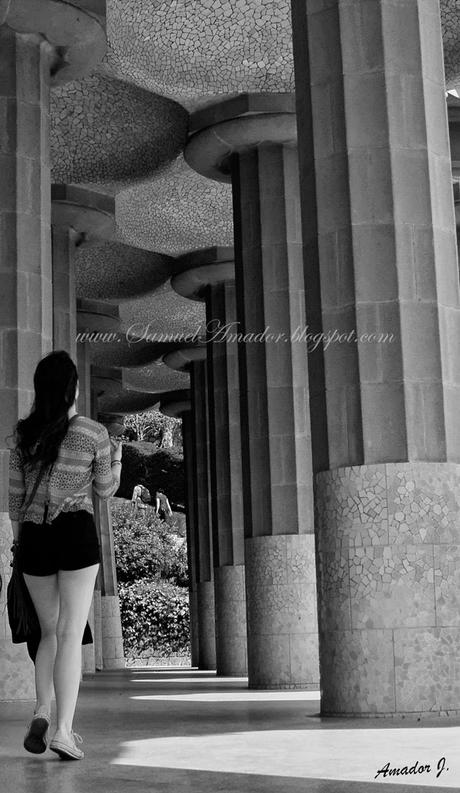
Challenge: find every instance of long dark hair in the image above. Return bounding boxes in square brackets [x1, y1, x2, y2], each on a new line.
[13, 350, 78, 467]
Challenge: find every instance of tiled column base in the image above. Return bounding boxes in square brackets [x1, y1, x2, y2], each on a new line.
[101, 595, 125, 670]
[245, 535, 319, 690]
[214, 564, 247, 676]
[82, 596, 96, 674]
[0, 513, 34, 700]
[189, 587, 199, 667]
[94, 588, 103, 671]
[197, 580, 216, 670]
[315, 462, 460, 716]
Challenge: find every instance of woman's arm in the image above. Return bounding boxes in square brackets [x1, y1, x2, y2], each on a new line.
[10, 520, 20, 543]
[93, 427, 122, 498]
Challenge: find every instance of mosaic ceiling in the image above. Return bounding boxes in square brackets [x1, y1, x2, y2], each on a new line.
[49, 0, 460, 412]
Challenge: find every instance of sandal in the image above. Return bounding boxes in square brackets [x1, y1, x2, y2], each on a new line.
[49, 731, 84, 760]
[24, 712, 50, 754]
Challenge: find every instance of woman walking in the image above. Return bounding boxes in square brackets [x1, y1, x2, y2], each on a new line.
[7, 350, 122, 760]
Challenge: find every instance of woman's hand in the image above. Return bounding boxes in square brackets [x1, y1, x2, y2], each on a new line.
[109, 437, 123, 462]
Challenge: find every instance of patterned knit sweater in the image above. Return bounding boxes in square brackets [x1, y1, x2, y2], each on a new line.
[8, 415, 119, 525]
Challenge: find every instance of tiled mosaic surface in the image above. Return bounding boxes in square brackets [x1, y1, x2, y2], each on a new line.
[51, 73, 188, 184]
[245, 534, 319, 689]
[189, 588, 199, 666]
[394, 627, 460, 713]
[75, 241, 177, 301]
[315, 462, 460, 714]
[0, 512, 35, 700]
[105, 0, 294, 104]
[441, 0, 460, 89]
[115, 156, 234, 257]
[197, 580, 216, 670]
[101, 595, 125, 669]
[214, 564, 247, 676]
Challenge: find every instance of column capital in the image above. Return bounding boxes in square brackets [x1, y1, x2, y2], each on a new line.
[162, 345, 207, 372]
[158, 390, 192, 418]
[185, 92, 297, 182]
[172, 247, 235, 301]
[77, 298, 121, 333]
[448, 95, 460, 178]
[4, 0, 106, 84]
[52, 185, 115, 246]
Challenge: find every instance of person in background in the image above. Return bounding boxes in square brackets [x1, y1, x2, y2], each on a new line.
[7, 350, 122, 761]
[154, 487, 173, 520]
[131, 483, 148, 513]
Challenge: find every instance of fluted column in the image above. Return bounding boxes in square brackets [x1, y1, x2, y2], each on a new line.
[159, 394, 197, 668]
[77, 303, 125, 671]
[52, 226, 78, 358]
[0, 27, 53, 701]
[180, 410, 199, 667]
[52, 185, 115, 361]
[292, 0, 460, 715]
[0, 7, 105, 699]
[191, 359, 216, 670]
[186, 95, 319, 689]
[172, 250, 247, 676]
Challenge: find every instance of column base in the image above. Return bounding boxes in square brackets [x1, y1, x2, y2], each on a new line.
[0, 513, 35, 700]
[82, 595, 96, 674]
[316, 462, 460, 716]
[189, 587, 200, 668]
[214, 564, 247, 676]
[245, 535, 319, 690]
[101, 594, 125, 670]
[197, 580, 216, 670]
[93, 588, 103, 670]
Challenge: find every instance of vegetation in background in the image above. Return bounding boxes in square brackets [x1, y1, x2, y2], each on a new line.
[118, 579, 190, 658]
[123, 410, 182, 449]
[111, 501, 188, 586]
[117, 442, 185, 513]
[111, 499, 190, 660]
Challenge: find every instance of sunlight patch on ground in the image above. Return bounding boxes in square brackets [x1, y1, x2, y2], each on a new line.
[129, 677, 247, 685]
[130, 691, 320, 702]
[111, 727, 460, 787]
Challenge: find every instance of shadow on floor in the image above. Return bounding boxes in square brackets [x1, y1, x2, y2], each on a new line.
[0, 668, 459, 793]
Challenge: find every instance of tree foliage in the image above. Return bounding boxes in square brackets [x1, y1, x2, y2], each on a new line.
[123, 410, 182, 449]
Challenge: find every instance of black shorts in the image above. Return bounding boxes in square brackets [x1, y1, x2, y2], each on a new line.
[19, 509, 101, 576]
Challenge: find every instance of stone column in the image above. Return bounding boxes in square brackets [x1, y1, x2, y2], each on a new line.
[207, 282, 247, 676]
[52, 226, 78, 358]
[186, 95, 319, 689]
[191, 359, 216, 670]
[0, 27, 53, 700]
[52, 185, 115, 361]
[77, 303, 125, 671]
[292, 0, 460, 715]
[158, 394, 197, 667]
[0, 6, 105, 699]
[77, 341, 92, 417]
[172, 250, 247, 676]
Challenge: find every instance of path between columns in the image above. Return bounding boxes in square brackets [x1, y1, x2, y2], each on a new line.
[0, 669, 459, 792]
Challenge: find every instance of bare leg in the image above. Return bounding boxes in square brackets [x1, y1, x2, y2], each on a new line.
[23, 573, 59, 715]
[53, 564, 99, 740]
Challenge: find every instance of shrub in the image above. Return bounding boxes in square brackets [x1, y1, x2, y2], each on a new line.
[119, 579, 190, 658]
[111, 500, 189, 587]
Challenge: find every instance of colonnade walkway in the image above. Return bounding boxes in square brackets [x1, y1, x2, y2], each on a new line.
[1, 668, 460, 793]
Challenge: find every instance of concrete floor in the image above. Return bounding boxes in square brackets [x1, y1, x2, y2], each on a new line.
[0, 668, 460, 793]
